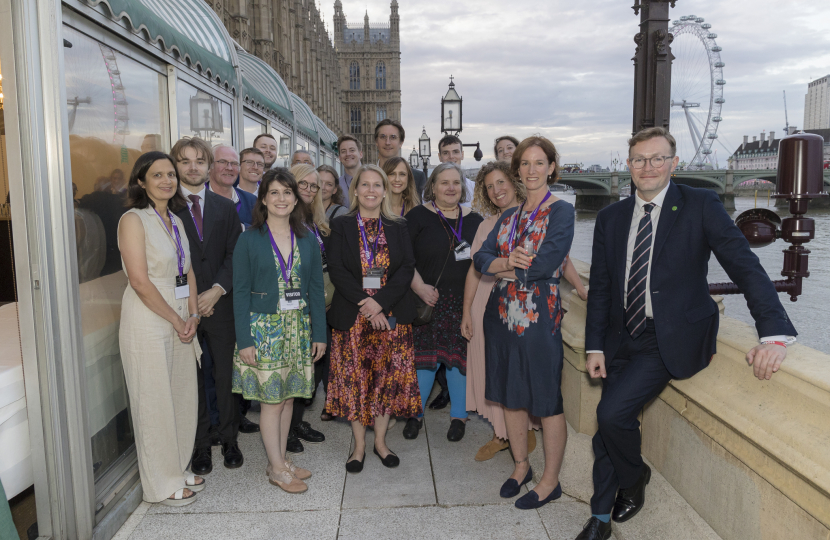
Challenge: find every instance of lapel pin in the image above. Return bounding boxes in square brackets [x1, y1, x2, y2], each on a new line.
[672, 206, 678, 211]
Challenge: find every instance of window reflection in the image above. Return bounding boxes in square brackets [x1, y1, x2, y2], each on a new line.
[177, 80, 233, 147]
[64, 25, 170, 482]
[272, 128, 291, 167]
[244, 115, 265, 148]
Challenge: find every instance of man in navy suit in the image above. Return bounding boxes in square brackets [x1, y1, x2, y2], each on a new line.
[209, 145, 257, 230]
[575, 127, 796, 540]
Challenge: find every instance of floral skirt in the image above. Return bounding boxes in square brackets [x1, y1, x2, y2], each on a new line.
[325, 316, 422, 426]
[412, 289, 467, 374]
[232, 311, 313, 404]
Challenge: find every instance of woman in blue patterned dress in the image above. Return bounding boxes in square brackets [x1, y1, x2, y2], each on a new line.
[474, 136, 574, 510]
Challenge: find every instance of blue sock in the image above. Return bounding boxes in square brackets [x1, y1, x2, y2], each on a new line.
[593, 514, 611, 523]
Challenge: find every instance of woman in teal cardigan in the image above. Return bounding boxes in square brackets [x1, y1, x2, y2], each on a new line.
[232, 168, 326, 494]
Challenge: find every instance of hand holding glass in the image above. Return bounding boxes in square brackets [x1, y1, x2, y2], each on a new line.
[520, 237, 535, 291]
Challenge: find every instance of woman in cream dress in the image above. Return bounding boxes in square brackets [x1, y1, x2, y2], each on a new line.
[118, 151, 203, 506]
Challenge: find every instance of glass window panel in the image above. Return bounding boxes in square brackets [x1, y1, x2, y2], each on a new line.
[243, 115, 265, 148]
[63, 25, 170, 483]
[177, 79, 233, 148]
[271, 127, 291, 168]
[309, 143, 318, 166]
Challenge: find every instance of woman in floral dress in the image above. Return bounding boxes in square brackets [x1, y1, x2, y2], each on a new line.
[326, 165, 422, 473]
[474, 137, 574, 510]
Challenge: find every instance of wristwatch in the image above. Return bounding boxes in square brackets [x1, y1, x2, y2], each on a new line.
[189, 313, 201, 321]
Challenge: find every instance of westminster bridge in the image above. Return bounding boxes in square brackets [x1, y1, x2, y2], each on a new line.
[560, 169, 830, 210]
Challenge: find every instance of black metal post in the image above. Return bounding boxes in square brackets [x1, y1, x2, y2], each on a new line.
[632, 0, 676, 136]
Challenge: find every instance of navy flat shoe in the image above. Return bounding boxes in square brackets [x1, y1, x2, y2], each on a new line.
[499, 467, 533, 498]
[515, 483, 562, 509]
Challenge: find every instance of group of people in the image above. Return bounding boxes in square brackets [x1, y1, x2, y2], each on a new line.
[117, 117, 796, 540]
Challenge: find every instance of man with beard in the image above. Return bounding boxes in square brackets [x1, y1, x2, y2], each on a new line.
[171, 137, 251, 476]
[336, 135, 363, 206]
[254, 133, 279, 170]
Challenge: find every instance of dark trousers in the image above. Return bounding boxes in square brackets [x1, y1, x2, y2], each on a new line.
[200, 337, 220, 426]
[590, 319, 673, 514]
[195, 321, 240, 448]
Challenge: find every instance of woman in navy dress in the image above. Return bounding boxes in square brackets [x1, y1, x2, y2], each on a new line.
[474, 136, 574, 510]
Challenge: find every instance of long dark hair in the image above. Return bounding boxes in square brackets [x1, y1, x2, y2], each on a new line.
[252, 168, 308, 237]
[126, 151, 187, 212]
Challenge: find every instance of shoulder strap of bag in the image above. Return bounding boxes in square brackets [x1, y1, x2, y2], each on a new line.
[432, 243, 454, 288]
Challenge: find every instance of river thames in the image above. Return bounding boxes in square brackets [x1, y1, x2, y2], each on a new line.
[558, 192, 830, 354]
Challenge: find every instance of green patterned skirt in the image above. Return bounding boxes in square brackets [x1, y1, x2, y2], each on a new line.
[232, 311, 314, 404]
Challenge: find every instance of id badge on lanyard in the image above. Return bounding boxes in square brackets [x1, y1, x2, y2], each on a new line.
[280, 288, 301, 311]
[433, 202, 469, 261]
[363, 267, 383, 289]
[358, 213, 384, 289]
[154, 209, 190, 299]
[454, 240, 471, 261]
[268, 226, 301, 311]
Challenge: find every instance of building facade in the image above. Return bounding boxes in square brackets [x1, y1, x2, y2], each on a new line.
[804, 75, 830, 130]
[731, 129, 830, 170]
[334, 0, 402, 164]
[206, 0, 345, 134]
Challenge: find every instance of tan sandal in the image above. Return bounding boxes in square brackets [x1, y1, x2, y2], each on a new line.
[159, 488, 197, 507]
[268, 468, 307, 494]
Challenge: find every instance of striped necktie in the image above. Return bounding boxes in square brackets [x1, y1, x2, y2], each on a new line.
[626, 203, 655, 339]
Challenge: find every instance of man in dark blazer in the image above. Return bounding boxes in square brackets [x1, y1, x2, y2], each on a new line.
[171, 137, 245, 475]
[575, 128, 796, 540]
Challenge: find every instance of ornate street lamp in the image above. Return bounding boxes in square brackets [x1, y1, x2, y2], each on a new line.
[189, 92, 223, 141]
[441, 76, 462, 134]
[419, 127, 431, 177]
[409, 147, 419, 169]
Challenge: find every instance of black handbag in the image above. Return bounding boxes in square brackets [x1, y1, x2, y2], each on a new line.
[412, 245, 454, 326]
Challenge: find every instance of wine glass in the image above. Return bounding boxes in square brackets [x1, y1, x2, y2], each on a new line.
[519, 237, 536, 292]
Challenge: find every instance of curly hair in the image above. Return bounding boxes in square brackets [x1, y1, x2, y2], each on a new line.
[511, 135, 561, 185]
[472, 161, 526, 217]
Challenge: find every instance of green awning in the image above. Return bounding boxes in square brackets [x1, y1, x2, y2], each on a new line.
[92, 0, 237, 91]
[313, 115, 338, 150]
[289, 92, 320, 143]
[238, 50, 293, 125]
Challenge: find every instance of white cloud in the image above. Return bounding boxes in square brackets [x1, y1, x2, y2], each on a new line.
[338, 0, 830, 168]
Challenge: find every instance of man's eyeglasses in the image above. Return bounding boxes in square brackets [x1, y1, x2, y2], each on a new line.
[630, 156, 673, 169]
[298, 181, 320, 192]
[377, 134, 400, 142]
[241, 160, 264, 169]
[216, 159, 240, 169]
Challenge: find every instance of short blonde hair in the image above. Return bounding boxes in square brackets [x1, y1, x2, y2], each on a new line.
[347, 165, 404, 222]
[290, 163, 330, 236]
[472, 161, 526, 217]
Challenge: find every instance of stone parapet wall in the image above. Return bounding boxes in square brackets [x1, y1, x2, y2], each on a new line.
[559, 258, 830, 540]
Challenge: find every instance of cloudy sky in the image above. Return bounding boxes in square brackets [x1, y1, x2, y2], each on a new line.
[330, 0, 830, 169]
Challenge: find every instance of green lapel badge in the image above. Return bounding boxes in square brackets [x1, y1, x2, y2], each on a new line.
[672, 206, 678, 211]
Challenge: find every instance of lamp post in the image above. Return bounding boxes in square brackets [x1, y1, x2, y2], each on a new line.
[418, 127, 431, 178]
[440, 76, 483, 162]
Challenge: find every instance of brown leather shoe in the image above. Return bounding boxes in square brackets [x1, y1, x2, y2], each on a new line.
[527, 430, 537, 454]
[268, 468, 307, 494]
[475, 438, 509, 461]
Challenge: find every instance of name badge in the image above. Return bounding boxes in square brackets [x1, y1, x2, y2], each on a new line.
[363, 267, 383, 289]
[280, 288, 301, 311]
[454, 240, 471, 261]
[175, 275, 190, 299]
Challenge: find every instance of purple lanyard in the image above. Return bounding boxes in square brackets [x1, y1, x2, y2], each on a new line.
[153, 208, 185, 276]
[357, 212, 382, 267]
[307, 223, 325, 253]
[207, 182, 242, 213]
[508, 191, 551, 249]
[400, 204, 405, 217]
[267, 226, 295, 285]
[431, 202, 463, 243]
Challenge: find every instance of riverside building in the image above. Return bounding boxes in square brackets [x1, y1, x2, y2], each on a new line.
[804, 75, 830, 130]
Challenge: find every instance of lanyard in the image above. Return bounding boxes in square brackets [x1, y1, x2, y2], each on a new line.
[307, 223, 325, 253]
[431, 202, 463, 244]
[153, 208, 185, 277]
[267, 226, 295, 286]
[508, 191, 551, 248]
[400, 204, 405, 217]
[357, 212, 382, 267]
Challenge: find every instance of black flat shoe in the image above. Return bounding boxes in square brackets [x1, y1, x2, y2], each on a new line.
[428, 391, 450, 410]
[574, 517, 612, 540]
[294, 420, 325, 443]
[515, 483, 562, 509]
[286, 431, 304, 454]
[499, 467, 533, 498]
[345, 451, 365, 473]
[221, 442, 244, 469]
[373, 446, 400, 468]
[191, 447, 212, 475]
[612, 463, 651, 522]
[402, 418, 423, 440]
[238, 415, 260, 434]
[447, 419, 466, 442]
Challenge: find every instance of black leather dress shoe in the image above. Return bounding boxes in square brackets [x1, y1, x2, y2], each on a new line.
[447, 419, 466, 442]
[612, 463, 651, 522]
[402, 418, 423, 440]
[238, 415, 260, 434]
[209, 426, 221, 446]
[428, 391, 450, 410]
[221, 442, 244, 469]
[373, 446, 400, 468]
[191, 447, 212, 475]
[286, 431, 304, 454]
[574, 517, 612, 540]
[294, 421, 325, 443]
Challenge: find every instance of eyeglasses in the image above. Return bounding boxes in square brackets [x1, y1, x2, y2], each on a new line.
[241, 160, 264, 169]
[630, 156, 673, 169]
[216, 159, 240, 169]
[377, 134, 400, 142]
[298, 180, 320, 192]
